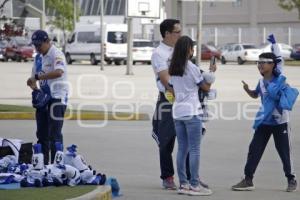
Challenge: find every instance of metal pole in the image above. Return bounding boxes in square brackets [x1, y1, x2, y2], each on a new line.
[100, 0, 104, 70]
[126, 17, 133, 75]
[263, 27, 266, 44]
[288, 27, 291, 46]
[142, 24, 147, 39]
[41, 0, 45, 29]
[62, 0, 66, 53]
[196, 0, 202, 66]
[238, 27, 242, 43]
[214, 27, 218, 47]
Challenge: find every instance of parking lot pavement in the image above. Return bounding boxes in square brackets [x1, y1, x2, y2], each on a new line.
[1, 61, 300, 114]
[0, 102, 299, 200]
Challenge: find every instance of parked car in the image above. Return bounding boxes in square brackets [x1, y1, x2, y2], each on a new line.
[260, 43, 293, 60]
[192, 43, 221, 63]
[218, 43, 237, 54]
[221, 43, 261, 65]
[4, 37, 34, 62]
[0, 40, 8, 61]
[290, 43, 300, 60]
[132, 39, 155, 65]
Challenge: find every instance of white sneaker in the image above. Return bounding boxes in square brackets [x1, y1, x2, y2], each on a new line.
[189, 185, 213, 196]
[178, 184, 190, 195]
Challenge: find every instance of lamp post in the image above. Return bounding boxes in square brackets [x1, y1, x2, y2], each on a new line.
[73, 0, 77, 28]
[62, 0, 66, 53]
[126, 17, 133, 75]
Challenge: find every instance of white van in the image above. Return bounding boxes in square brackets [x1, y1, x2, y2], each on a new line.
[65, 23, 101, 65]
[65, 23, 127, 65]
[103, 24, 127, 65]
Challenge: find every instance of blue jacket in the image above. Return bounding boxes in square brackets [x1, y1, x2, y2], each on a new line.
[253, 75, 299, 129]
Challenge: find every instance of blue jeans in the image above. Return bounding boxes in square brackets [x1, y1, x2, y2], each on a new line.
[174, 115, 202, 187]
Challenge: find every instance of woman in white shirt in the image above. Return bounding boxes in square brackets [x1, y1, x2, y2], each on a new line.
[168, 36, 213, 196]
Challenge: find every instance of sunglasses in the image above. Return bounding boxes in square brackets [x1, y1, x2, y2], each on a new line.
[171, 30, 181, 34]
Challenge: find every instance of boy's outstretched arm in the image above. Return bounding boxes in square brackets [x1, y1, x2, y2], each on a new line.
[242, 80, 258, 99]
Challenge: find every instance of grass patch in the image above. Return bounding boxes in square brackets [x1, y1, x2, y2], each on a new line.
[285, 60, 300, 66]
[0, 104, 149, 120]
[0, 104, 35, 112]
[0, 104, 99, 113]
[0, 185, 97, 200]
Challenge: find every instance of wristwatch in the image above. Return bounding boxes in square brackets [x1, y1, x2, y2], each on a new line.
[34, 74, 40, 80]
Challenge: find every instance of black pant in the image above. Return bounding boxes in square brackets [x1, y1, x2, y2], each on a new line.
[152, 92, 190, 180]
[244, 123, 296, 181]
[35, 98, 66, 164]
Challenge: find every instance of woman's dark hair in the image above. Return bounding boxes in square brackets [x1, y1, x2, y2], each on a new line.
[169, 36, 194, 76]
[160, 19, 180, 38]
[259, 52, 280, 76]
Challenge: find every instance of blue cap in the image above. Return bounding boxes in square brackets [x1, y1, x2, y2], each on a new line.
[31, 30, 49, 46]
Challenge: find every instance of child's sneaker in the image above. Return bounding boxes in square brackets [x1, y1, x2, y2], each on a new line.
[286, 179, 297, 192]
[189, 185, 213, 196]
[177, 183, 190, 195]
[232, 178, 255, 191]
[162, 176, 176, 190]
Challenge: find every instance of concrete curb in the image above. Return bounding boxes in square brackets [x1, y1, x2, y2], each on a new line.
[66, 185, 112, 200]
[0, 112, 149, 121]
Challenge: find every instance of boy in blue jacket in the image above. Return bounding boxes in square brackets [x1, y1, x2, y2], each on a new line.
[232, 35, 298, 192]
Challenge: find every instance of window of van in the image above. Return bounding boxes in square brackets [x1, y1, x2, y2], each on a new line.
[77, 32, 101, 43]
[107, 31, 127, 43]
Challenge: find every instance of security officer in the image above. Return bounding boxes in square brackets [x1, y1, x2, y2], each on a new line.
[27, 30, 68, 164]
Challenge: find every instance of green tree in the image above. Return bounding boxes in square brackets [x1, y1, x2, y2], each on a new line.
[46, 0, 79, 31]
[277, 0, 300, 19]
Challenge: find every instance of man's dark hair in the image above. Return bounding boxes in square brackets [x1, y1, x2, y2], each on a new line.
[160, 19, 180, 38]
[169, 36, 194, 76]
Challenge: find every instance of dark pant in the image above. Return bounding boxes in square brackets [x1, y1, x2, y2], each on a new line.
[35, 98, 66, 164]
[152, 92, 190, 180]
[35, 107, 49, 165]
[244, 123, 296, 181]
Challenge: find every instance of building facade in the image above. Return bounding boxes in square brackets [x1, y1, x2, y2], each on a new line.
[165, 0, 300, 46]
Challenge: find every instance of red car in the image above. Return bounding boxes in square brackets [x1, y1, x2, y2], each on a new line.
[192, 43, 221, 62]
[201, 44, 221, 60]
[3, 37, 34, 62]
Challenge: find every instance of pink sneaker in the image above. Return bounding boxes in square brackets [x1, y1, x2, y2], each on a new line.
[178, 183, 190, 195]
[189, 185, 212, 196]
